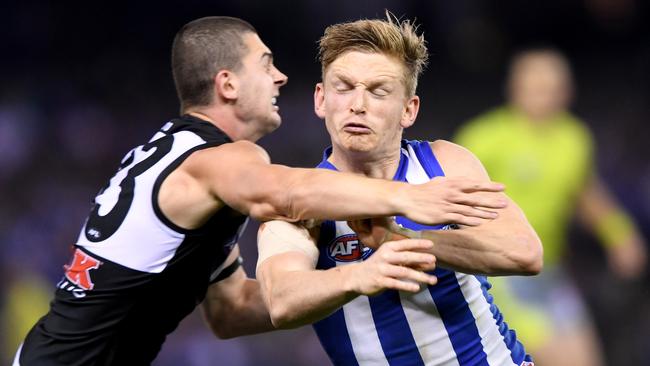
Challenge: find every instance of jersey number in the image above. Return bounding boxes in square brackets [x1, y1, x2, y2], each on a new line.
[85, 136, 173, 242]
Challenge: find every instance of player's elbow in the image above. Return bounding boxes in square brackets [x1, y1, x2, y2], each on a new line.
[267, 299, 300, 329]
[203, 301, 250, 339]
[247, 178, 303, 222]
[206, 316, 239, 339]
[213, 325, 236, 340]
[512, 234, 543, 275]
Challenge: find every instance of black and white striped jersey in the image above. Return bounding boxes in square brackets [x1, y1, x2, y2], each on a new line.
[19, 115, 248, 365]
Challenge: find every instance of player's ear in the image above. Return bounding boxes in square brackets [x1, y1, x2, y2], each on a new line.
[400, 95, 419, 128]
[215, 70, 239, 102]
[314, 82, 326, 119]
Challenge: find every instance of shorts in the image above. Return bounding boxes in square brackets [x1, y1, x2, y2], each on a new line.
[489, 265, 592, 350]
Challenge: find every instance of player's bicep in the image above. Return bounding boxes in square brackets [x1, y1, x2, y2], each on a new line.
[188, 141, 289, 215]
[431, 140, 517, 224]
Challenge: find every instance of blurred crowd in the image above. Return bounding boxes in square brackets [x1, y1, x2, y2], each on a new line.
[1, 1, 649, 365]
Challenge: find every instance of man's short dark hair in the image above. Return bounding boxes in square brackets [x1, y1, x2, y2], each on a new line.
[172, 16, 256, 112]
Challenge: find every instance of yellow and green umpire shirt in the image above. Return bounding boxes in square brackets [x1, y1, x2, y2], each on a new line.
[454, 106, 594, 266]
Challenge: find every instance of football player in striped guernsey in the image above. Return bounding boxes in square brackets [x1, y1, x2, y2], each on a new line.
[257, 14, 542, 366]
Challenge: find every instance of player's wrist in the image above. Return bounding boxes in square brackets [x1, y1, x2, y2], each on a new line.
[390, 182, 413, 217]
[339, 264, 363, 296]
[596, 211, 635, 248]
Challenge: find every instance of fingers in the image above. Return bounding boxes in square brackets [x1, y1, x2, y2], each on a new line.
[378, 249, 436, 268]
[379, 265, 438, 290]
[354, 238, 438, 295]
[444, 206, 499, 227]
[384, 238, 433, 252]
[458, 180, 505, 193]
[376, 239, 437, 272]
[452, 192, 508, 210]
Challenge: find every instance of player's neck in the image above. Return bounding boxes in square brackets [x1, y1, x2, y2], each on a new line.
[329, 146, 401, 180]
[186, 108, 260, 142]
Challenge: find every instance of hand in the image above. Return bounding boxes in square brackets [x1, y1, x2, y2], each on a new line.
[401, 176, 507, 226]
[349, 217, 411, 250]
[347, 239, 437, 297]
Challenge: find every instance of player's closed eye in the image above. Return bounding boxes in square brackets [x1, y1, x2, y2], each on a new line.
[370, 88, 390, 97]
[333, 81, 353, 92]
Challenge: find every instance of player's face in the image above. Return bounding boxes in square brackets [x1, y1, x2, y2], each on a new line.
[235, 33, 288, 136]
[315, 51, 419, 155]
[510, 55, 571, 122]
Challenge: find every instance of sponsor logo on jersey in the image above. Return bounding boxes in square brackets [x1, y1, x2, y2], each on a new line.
[64, 249, 102, 291]
[327, 234, 371, 262]
[520, 362, 535, 366]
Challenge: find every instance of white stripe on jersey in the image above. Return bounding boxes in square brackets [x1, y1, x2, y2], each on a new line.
[334, 222, 389, 366]
[77, 130, 203, 273]
[342, 296, 390, 366]
[456, 274, 518, 366]
[399, 290, 460, 366]
[405, 144, 431, 184]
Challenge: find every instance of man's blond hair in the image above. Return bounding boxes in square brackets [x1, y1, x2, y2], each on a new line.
[318, 12, 428, 96]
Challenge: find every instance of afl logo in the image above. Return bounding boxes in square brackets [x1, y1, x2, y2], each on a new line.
[327, 234, 372, 262]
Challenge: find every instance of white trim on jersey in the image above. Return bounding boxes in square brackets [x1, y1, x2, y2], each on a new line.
[456, 274, 519, 366]
[12, 343, 22, 366]
[404, 145, 431, 184]
[77, 130, 203, 273]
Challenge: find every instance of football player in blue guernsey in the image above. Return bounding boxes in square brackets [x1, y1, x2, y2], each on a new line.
[14, 16, 511, 366]
[256, 14, 543, 366]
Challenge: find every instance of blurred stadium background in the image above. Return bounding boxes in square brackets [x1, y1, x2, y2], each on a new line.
[1, 0, 649, 365]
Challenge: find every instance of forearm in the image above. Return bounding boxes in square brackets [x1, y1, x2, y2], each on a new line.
[260, 259, 359, 329]
[393, 203, 542, 275]
[217, 278, 275, 338]
[250, 167, 407, 222]
[202, 277, 274, 339]
[422, 229, 540, 275]
[577, 176, 647, 277]
[577, 176, 638, 247]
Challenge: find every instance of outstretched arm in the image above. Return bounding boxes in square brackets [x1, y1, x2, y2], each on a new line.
[187, 140, 507, 225]
[256, 221, 437, 329]
[353, 140, 543, 276]
[576, 175, 647, 279]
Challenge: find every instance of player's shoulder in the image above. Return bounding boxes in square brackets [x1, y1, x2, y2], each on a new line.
[428, 140, 489, 179]
[429, 139, 477, 164]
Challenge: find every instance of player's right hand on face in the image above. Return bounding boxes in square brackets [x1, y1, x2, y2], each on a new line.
[348, 239, 437, 297]
[403, 177, 508, 226]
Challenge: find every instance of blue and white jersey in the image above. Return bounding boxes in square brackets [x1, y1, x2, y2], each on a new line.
[313, 140, 533, 366]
